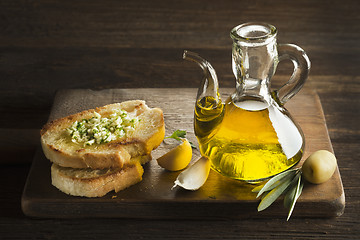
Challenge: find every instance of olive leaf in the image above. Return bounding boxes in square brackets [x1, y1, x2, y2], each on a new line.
[251, 183, 265, 193]
[286, 174, 304, 221]
[257, 172, 296, 211]
[283, 171, 302, 208]
[255, 168, 298, 197]
[284, 182, 297, 209]
[165, 129, 197, 149]
[254, 168, 304, 220]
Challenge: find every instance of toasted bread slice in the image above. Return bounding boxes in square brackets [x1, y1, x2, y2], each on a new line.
[41, 100, 165, 169]
[51, 161, 144, 197]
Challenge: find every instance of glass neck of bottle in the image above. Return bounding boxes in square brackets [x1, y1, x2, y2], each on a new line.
[230, 23, 278, 105]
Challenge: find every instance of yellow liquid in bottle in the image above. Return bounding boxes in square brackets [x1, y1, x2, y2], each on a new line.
[195, 96, 303, 182]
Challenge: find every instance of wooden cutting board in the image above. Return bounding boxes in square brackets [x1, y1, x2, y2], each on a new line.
[21, 88, 345, 219]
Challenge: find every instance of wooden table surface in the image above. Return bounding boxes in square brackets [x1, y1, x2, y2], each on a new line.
[0, 0, 359, 239]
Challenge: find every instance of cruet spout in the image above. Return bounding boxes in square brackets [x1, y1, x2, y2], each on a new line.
[183, 50, 224, 141]
[183, 50, 221, 104]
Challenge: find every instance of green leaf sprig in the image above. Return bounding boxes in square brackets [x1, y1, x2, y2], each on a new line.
[252, 168, 304, 221]
[165, 129, 197, 149]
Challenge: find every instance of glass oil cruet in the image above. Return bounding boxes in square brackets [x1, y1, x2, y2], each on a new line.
[183, 22, 311, 182]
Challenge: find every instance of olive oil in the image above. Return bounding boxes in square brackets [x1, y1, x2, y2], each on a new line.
[194, 96, 224, 139]
[183, 29, 309, 182]
[195, 96, 303, 182]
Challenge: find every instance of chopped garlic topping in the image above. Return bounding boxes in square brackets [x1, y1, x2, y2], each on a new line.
[67, 109, 140, 146]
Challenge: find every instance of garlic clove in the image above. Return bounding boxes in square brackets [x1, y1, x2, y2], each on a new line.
[172, 156, 210, 191]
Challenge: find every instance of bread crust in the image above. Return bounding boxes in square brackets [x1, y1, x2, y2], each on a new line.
[41, 100, 165, 169]
[51, 162, 144, 197]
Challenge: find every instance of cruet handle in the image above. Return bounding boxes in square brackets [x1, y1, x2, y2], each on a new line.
[274, 44, 311, 105]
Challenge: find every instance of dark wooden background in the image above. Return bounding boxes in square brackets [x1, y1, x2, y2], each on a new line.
[1, 0, 359, 239]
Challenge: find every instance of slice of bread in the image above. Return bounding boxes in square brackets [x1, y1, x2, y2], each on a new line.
[51, 161, 144, 197]
[41, 100, 165, 169]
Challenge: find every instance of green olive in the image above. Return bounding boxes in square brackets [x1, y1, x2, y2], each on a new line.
[302, 150, 337, 184]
